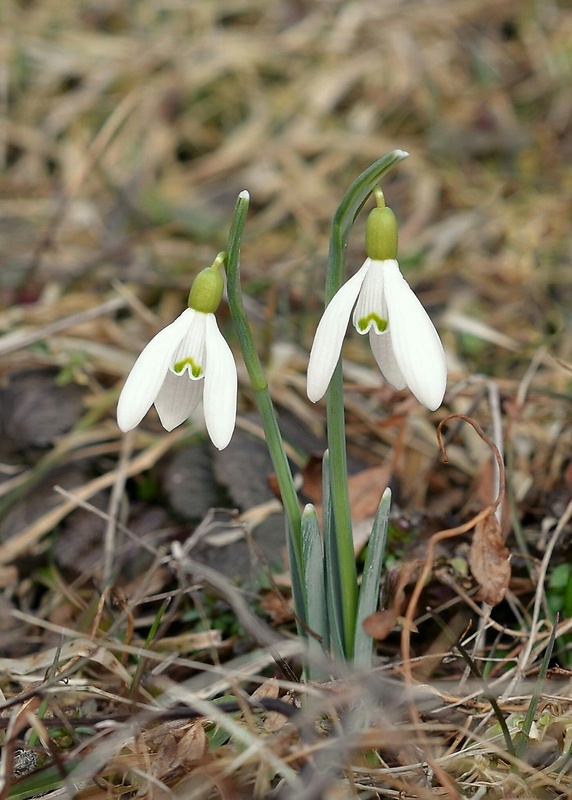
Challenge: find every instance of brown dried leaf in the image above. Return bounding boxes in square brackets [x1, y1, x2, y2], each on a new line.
[347, 466, 392, 522]
[297, 454, 323, 504]
[361, 561, 418, 641]
[176, 723, 207, 766]
[152, 732, 178, 779]
[250, 678, 280, 702]
[251, 679, 290, 732]
[469, 513, 510, 605]
[258, 589, 294, 625]
[362, 607, 400, 640]
[307, 464, 392, 530]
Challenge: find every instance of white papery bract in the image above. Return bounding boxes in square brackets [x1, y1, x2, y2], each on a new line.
[117, 308, 237, 449]
[307, 258, 447, 410]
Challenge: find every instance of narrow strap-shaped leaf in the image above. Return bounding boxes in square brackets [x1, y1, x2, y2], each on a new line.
[302, 504, 329, 679]
[322, 449, 345, 659]
[354, 487, 391, 667]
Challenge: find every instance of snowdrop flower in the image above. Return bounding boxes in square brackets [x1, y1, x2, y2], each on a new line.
[307, 196, 447, 410]
[117, 253, 237, 449]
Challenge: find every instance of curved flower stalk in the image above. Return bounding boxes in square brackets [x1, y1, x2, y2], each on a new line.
[117, 253, 237, 450]
[307, 191, 447, 411]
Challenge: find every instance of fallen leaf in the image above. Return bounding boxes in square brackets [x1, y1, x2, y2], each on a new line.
[469, 513, 510, 605]
[163, 443, 218, 521]
[251, 679, 291, 731]
[176, 723, 207, 766]
[346, 466, 392, 522]
[152, 732, 178, 779]
[362, 561, 418, 641]
[213, 424, 277, 510]
[297, 454, 323, 504]
[362, 607, 400, 640]
[258, 589, 294, 625]
[0, 368, 85, 449]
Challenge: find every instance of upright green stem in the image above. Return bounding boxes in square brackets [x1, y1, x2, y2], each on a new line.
[325, 150, 408, 657]
[225, 192, 304, 591]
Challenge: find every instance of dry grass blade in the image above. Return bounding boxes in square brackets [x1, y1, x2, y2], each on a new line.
[1, 0, 572, 796]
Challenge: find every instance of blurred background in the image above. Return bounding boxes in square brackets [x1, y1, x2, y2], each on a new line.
[1, 0, 571, 579]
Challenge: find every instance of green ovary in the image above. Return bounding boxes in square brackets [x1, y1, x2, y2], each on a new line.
[357, 313, 388, 333]
[174, 357, 203, 378]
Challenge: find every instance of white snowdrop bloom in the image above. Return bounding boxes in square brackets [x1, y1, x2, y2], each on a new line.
[117, 256, 237, 450]
[307, 203, 447, 411]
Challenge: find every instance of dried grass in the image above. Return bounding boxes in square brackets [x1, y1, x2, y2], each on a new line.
[1, 0, 572, 797]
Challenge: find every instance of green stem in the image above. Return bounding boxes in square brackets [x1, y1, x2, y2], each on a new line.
[225, 192, 304, 597]
[325, 150, 408, 657]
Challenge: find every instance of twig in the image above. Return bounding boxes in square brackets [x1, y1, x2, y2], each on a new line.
[502, 496, 572, 698]
[103, 430, 133, 584]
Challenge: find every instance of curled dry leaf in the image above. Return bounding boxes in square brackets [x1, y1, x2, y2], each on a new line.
[469, 512, 510, 605]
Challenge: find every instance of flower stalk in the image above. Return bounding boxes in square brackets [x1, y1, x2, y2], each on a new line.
[225, 191, 305, 615]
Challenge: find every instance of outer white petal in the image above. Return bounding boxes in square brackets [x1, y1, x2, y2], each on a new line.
[368, 328, 407, 390]
[117, 309, 194, 432]
[203, 314, 237, 449]
[154, 368, 203, 431]
[383, 261, 447, 410]
[307, 260, 370, 402]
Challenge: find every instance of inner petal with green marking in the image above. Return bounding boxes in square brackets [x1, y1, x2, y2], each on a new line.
[357, 312, 388, 333]
[173, 357, 204, 378]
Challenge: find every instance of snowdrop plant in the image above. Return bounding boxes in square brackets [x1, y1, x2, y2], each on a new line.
[117, 252, 237, 450]
[225, 152, 431, 670]
[303, 159, 447, 663]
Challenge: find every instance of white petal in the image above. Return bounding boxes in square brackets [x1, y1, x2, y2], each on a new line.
[154, 368, 203, 431]
[203, 314, 237, 449]
[383, 261, 447, 410]
[368, 328, 407, 390]
[307, 260, 370, 402]
[117, 309, 194, 432]
[352, 259, 388, 334]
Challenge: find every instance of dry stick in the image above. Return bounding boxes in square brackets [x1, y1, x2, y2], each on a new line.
[400, 414, 506, 787]
[26, 88, 142, 279]
[53, 485, 165, 560]
[515, 345, 548, 409]
[0, 296, 127, 356]
[502, 494, 572, 699]
[103, 430, 134, 585]
[402, 414, 506, 681]
[0, 429, 186, 565]
[459, 381, 505, 692]
[487, 380, 505, 527]
[0, 696, 42, 800]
